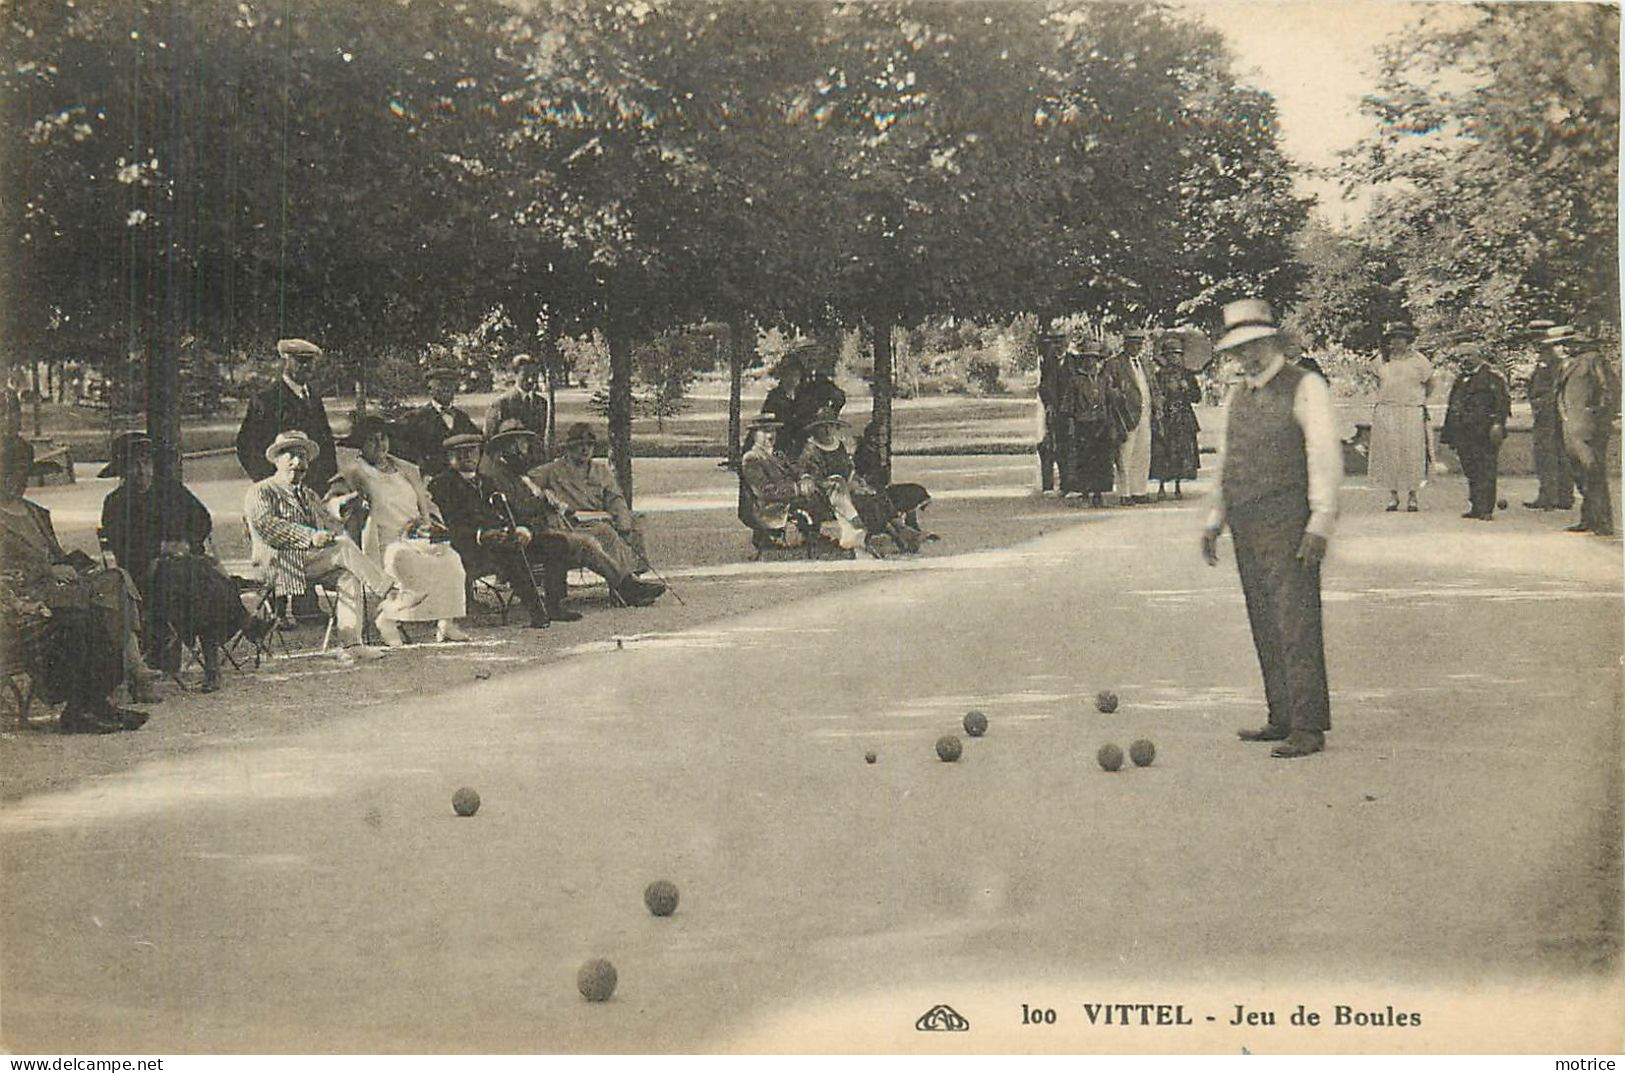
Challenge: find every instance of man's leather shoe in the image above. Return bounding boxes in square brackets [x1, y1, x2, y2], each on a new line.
[547, 607, 584, 622]
[1238, 725, 1291, 742]
[616, 577, 666, 607]
[1271, 731, 1325, 759]
[1592, 527, 1616, 537]
[59, 707, 121, 734]
[1523, 500, 1547, 509]
[111, 706, 150, 731]
[1566, 522, 1593, 533]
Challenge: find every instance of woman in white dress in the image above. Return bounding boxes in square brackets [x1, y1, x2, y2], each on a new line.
[1369, 323, 1435, 512]
[329, 416, 469, 645]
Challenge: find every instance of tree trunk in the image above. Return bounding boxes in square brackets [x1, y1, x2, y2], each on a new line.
[546, 344, 559, 455]
[144, 341, 181, 484]
[870, 319, 894, 482]
[727, 316, 751, 469]
[607, 319, 635, 509]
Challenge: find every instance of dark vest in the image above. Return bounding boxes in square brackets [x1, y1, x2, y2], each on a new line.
[1222, 362, 1308, 514]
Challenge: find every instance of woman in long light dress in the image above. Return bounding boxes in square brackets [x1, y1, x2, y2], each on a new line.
[1369, 339, 1436, 512]
[330, 417, 468, 645]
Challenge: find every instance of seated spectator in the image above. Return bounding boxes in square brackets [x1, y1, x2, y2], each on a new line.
[1, 436, 149, 732]
[244, 430, 417, 664]
[800, 410, 928, 553]
[428, 432, 561, 627]
[328, 415, 469, 646]
[852, 418, 933, 551]
[535, 423, 647, 578]
[480, 420, 665, 608]
[99, 432, 243, 692]
[738, 414, 818, 551]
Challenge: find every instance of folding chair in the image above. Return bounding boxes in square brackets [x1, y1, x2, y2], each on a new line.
[468, 572, 515, 624]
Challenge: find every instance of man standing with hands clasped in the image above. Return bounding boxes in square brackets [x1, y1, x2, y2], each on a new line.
[1201, 300, 1342, 759]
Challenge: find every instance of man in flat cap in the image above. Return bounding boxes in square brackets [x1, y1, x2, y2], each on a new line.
[1201, 299, 1342, 759]
[1523, 321, 1574, 511]
[397, 361, 480, 478]
[236, 338, 338, 490]
[484, 352, 550, 457]
[535, 423, 648, 578]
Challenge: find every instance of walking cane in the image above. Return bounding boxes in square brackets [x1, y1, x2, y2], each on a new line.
[487, 490, 549, 614]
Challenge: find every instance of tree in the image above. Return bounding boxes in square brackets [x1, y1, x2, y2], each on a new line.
[1345, 3, 1620, 348]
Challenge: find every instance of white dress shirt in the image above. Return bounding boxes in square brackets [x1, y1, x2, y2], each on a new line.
[1206, 354, 1342, 539]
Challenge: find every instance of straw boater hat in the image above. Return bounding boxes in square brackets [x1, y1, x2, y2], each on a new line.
[1542, 324, 1580, 345]
[442, 431, 483, 451]
[487, 417, 540, 450]
[97, 430, 152, 478]
[1526, 319, 1558, 340]
[1214, 299, 1281, 353]
[276, 338, 323, 359]
[1381, 321, 1417, 341]
[561, 422, 598, 448]
[264, 429, 320, 463]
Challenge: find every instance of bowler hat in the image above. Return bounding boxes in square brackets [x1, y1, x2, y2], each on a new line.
[97, 431, 152, 478]
[1215, 299, 1281, 352]
[276, 338, 323, 359]
[265, 429, 320, 464]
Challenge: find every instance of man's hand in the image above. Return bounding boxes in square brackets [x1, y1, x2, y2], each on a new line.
[311, 529, 335, 548]
[1296, 532, 1328, 567]
[1571, 443, 1595, 470]
[1200, 525, 1222, 567]
[514, 525, 533, 546]
[1488, 423, 1506, 448]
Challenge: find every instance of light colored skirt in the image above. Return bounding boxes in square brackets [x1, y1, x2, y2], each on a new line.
[380, 538, 467, 621]
[1369, 402, 1428, 494]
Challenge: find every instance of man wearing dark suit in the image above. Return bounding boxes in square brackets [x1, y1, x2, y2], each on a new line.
[1201, 299, 1342, 759]
[1438, 342, 1512, 521]
[1036, 329, 1070, 493]
[397, 365, 479, 477]
[484, 353, 550, 455]
[427, 433, 555, 628]
[235, 338, 338, 490]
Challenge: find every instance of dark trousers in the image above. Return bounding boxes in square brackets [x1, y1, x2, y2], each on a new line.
[1230, 499, 1330, 734]
[1456, 441, 1500, 517]
[467, 545, 550, 623]
[1038, 440, 1058, 492]
[1572, 434, 1615, 533]
[1531, 412, 1574, 508]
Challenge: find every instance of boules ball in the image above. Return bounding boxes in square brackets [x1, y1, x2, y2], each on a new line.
[1096, 691, 1119, 714]
[1496, 498, 1508, 511]
[865, 751, 877, 765]
[643, 879, 679, 917]
[963, 710, 988, 737]
[936, 735, 963, 763]
[1129, 739, 1156, 767]
[451, 787, 481, 817]
[1097, 743, 1124, 772]
[577, 958, 618, 1002]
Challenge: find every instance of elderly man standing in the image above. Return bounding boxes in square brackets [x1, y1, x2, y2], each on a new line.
[1557, 330, 1619, 537]
[1523, 321, 1574, 511]
[1201, 299, 1342, 759]
[535, 423, 648, 578]
[236, 338, 337, 490]
[244, 431, 412, 662]
[485, 353, 550, 450]
[1438, 339, 1511, 521]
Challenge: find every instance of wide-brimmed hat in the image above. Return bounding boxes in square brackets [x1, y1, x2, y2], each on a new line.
[1214, 299, 1281, 352]
[561, 422, 598, 448]
[443, 431, 483, 452]
[97, 430, 152, 478]
[341, 414, 401, 449]
[265, 429, 320, 463]
[487, 417, 540, 449]
[806, 406, 847, 429]
[1381, 321, 1417, 341]
[276, 338, 323, 360]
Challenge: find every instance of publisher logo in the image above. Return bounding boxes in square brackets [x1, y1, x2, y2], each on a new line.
[915, 1004, 970, 1032]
